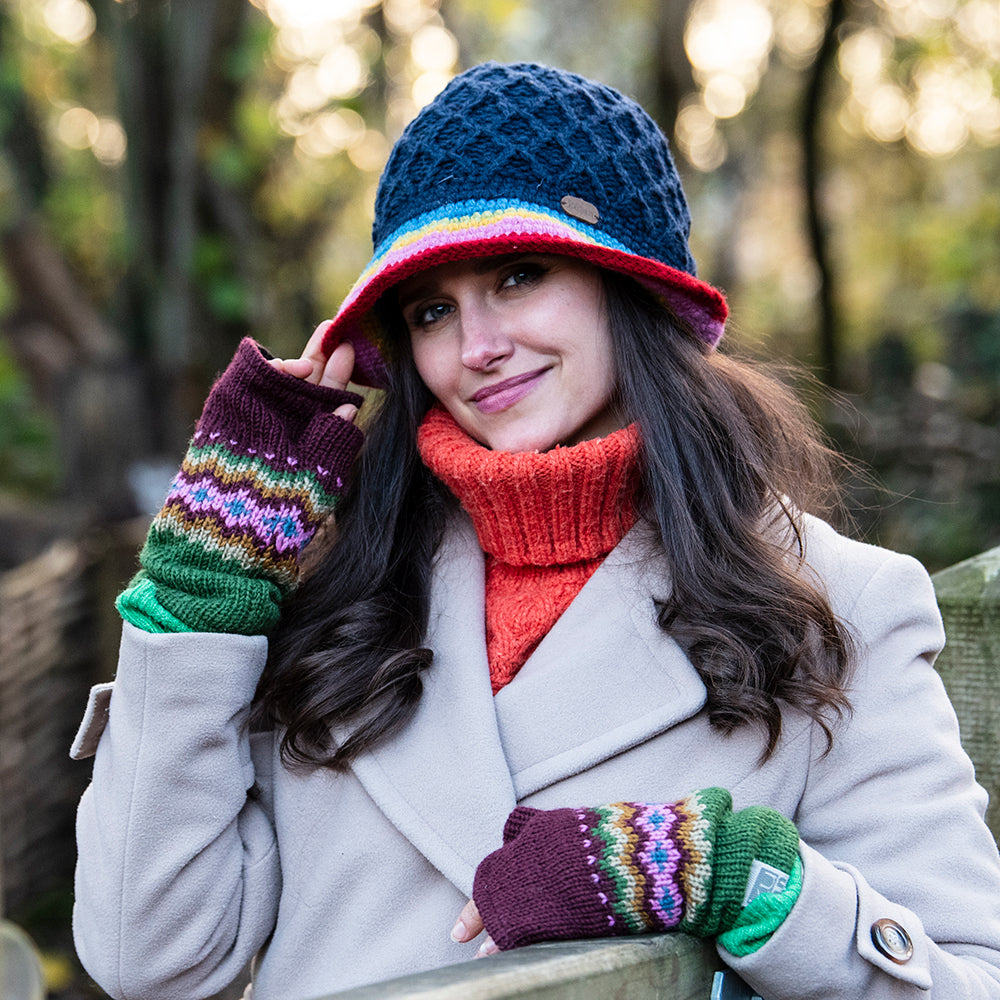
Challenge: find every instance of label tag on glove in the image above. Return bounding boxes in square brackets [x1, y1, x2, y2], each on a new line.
[743, 859, 789, 906]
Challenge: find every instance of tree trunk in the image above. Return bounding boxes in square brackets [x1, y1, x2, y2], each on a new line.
[650, 0, 695, 137]
[106, 0, 251, 454]
[802, 0, 848, 388]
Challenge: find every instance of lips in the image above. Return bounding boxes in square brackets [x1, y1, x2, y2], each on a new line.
[471, 367, 549, 414]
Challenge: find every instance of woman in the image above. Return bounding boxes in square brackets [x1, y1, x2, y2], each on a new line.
[72, 62, 1000, 999]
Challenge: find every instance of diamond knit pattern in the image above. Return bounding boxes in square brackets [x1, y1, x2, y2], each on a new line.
[472, 788, 801, 951]
[374, 63, 694, 275]
[117, 338, 364, 635]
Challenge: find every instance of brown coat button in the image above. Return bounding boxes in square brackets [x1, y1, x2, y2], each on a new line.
[871, 918, 914, 963]
[560, 195, 600, 225]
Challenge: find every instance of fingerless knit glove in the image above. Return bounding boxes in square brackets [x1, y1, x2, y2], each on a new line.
[472, 788, 802, 955]
[117, 337, 364, 635]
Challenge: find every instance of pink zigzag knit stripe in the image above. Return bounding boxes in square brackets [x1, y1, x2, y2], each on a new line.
[339, 214, 596, 313]
[163, 474, 315, 553]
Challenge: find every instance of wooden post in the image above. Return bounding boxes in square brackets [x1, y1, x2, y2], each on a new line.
[932, 546, 1000, 839]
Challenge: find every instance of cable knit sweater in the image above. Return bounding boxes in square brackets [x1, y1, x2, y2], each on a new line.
[416, 407, 642, 692]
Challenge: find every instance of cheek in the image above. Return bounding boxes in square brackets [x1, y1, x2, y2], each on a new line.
[409, 337, 450, 398]
[576, 317, 616, 392]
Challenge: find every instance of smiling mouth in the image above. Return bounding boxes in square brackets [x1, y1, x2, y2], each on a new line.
[471, 368, 549, 413]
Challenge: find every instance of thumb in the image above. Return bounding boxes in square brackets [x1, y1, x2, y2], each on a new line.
[502, 806, 544, 843]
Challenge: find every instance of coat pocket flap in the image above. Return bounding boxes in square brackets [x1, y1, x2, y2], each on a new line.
[70, 682, 114, 760]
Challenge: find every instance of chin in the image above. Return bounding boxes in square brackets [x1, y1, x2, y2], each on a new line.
[476, 429, 566, 454]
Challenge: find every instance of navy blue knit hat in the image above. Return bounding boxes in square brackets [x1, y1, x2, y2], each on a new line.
[324, 62, 727, 387]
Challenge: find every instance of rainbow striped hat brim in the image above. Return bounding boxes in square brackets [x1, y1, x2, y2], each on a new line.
[322, 198, 728, 389]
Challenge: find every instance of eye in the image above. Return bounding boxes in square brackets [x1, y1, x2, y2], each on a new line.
[406, 301, 453, 331]
[499, 261, 547, 290]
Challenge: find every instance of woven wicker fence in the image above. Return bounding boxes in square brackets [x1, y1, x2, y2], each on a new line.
[0, 540, 96, 917]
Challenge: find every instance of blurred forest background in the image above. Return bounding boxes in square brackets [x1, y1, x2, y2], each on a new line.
[0, 0, 998, 996]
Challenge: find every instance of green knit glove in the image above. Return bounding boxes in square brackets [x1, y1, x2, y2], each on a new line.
[117, 338, 364, 635]
[679, 788, 800, 940]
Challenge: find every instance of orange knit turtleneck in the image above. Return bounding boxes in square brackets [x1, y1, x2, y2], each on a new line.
[417, 407, 642, 693]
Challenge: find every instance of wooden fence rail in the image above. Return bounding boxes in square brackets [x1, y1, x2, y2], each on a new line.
[322, 934, 724, 1000]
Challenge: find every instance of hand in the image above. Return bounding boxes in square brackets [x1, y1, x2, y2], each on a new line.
[451, 899, 499, 957]
[116, 336, 365, 635]
[268, 321, 358, 423]
[471, 794, 800, 953]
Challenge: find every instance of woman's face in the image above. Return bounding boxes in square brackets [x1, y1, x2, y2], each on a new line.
[397, 254, 623, 453]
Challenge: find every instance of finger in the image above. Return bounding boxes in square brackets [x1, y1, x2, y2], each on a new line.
[476, 936, 499, 958]
[450, 899, 485, 943]
[313, 339, 354, 390]
[290, 320, 340, 385]
[267, 342, 357, 424]
[267, 357, 313, 379]
[300, 320, 335, 364]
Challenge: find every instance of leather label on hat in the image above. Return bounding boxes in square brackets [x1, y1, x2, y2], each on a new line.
[560, 195, 600, 225]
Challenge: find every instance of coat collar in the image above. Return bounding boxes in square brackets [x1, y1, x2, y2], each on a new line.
[493, 521, 707, 798]
[345, 514, 706, 895]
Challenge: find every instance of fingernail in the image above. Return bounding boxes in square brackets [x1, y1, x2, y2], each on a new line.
[478, 937, 498, 956]
[450, 919, 466, 942]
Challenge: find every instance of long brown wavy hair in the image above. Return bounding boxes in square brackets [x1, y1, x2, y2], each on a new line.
[252, 270, 854, 769]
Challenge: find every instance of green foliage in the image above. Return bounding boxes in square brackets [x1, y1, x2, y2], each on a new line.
[0, 340, 59, 499]
[192, 233, 251, 323]
[225, 11, 273, 85]
[43, 173, 126, 299]
[0, 253, 12, 315]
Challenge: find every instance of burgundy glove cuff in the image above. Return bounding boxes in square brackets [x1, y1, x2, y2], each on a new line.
[195, 337, 364, 497]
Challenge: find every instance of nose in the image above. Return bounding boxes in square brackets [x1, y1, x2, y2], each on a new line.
[459, 301, 513, 371]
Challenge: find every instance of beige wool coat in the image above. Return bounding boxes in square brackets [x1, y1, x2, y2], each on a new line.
[72, 511, 1000, 1000]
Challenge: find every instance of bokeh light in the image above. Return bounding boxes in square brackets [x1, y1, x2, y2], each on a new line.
[384, 0, 435, 34]
[957, 0, 1000, 60]
[56, 106, 100, 149]
[410, 24, 458, 72]
[52, 105, 127, 166]
[686, 0, 773, 113]
[92, 118, 127, 166]
[259, 0, 456, 161]
[839, 9, 1000, 157]
[42, 0, 95, 45]
[681, 0, 774, 167]
[704, 74, 749, 119]
[773, 2, 825, 67]
[676, 99, 727, 171]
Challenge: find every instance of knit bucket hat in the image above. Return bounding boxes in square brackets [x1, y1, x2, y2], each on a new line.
[323, 61, 727, 388]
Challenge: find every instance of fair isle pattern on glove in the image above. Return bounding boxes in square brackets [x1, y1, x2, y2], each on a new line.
[472, 788, 801, 952]
[117, 337, 364, 636]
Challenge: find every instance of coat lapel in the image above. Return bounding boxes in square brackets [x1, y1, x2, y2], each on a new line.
[345, 513, 516, 897]
[344, 517, 707, 894]
[493, 522, 707, 799]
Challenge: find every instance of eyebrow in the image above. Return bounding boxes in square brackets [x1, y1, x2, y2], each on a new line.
[473, 253, 532, 273]
[396, 279, 434, 309]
